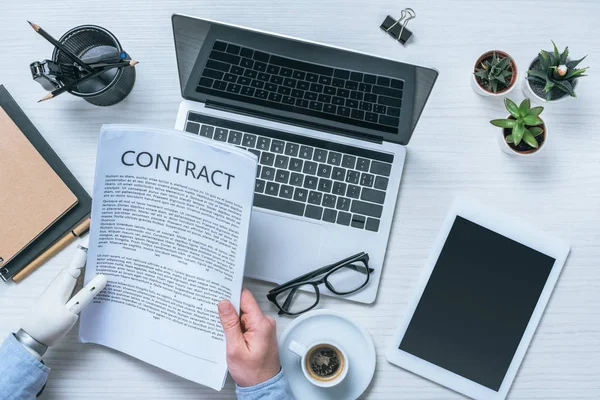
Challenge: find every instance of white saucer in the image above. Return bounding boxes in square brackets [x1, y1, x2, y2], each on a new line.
[279, 309, 376, 400]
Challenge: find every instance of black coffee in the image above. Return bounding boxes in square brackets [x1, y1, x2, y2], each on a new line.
[307, 345, 343, 380]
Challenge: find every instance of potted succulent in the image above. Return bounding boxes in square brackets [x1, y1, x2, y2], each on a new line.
[471, 50, 518, 96]
[523, 41, 589, 103]
[490, 98, 546, 156]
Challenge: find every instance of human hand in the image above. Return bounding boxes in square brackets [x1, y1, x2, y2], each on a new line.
[218, 288, 281, 387]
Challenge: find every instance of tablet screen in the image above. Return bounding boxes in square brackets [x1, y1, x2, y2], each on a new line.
[399, 216, 556, 391]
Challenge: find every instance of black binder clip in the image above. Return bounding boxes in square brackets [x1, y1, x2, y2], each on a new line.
[380, 8, 416, 45]
[30, 60, 81, 91]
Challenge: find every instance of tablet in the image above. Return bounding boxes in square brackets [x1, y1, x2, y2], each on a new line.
[386, 198, 570, 400]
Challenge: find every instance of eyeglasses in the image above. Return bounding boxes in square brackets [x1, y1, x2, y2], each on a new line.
[267, 252, 373, 316]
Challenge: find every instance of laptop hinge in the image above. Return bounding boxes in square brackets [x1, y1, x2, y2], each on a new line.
[205, 100, 384, 145]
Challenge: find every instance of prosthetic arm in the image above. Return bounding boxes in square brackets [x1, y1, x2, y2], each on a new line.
[16, 237, 107, 359]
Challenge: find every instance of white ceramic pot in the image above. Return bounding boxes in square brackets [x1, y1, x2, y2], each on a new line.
[472, 71, 518, 97]
[471, 51, 518, 97]
[497, 116, 547, 157]
[522, 58, 576, 105]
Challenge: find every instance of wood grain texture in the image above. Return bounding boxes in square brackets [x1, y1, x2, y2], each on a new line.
[1, 0, 599, 399]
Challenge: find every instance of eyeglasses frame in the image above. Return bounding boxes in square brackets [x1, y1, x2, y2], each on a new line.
[266, 252, 373, 316]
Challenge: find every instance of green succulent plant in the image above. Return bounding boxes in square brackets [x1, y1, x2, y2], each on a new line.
[490, 98, 545, 149]
[526, 41, 588, 100]
[474, 52, 514, 93]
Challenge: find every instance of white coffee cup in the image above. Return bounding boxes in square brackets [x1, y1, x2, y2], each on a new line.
[288, 340, 349, 388]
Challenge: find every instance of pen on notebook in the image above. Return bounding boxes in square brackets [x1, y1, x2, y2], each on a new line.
[27, 21, 94, 73]
[12, 217, 91, 283]
[38, 60, 139, 102]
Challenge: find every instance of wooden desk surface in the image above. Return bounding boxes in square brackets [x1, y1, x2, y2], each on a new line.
[1, 0, 599, 398]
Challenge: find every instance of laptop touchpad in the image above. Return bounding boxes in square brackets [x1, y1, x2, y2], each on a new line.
[245, 209, 324, 283]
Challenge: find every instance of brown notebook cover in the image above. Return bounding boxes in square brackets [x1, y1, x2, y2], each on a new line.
[0, 106, 78, 266]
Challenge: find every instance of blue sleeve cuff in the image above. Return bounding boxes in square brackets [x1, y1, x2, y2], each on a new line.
[0, 334, 50, 400]
[236, 368, 295, 400]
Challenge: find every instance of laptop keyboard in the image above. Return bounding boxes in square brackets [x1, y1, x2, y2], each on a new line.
[184, 112, 394, 232]
[195, 40, 404, 134]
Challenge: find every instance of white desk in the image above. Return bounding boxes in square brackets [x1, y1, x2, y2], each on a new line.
[1, 1, 599, 398]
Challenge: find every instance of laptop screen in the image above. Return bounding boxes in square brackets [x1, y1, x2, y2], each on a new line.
[172, 14, 438, 146]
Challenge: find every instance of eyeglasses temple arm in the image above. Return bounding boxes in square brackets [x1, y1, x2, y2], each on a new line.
[270, 252, 367, 291]
[271, 265, 336, 290]
[346, 265, 375, 274]
[281, 287, 298, 311]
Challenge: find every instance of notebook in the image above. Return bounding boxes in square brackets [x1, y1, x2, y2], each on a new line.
[0, 106, 78, 266]
[0, 85, 92, 281]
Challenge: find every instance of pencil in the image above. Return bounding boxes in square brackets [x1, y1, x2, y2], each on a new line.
[27, 21, 94, 73]
[12, 218, 91, 283]
[38, 60, 138, 102]
[87, 59, 138, 69]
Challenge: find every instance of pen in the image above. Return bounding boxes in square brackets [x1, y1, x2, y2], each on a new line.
[12, 217, 91, 283]
[81, 50, 127, 67]
[66, 274, 108, 315]
[27, 21, 94, 73]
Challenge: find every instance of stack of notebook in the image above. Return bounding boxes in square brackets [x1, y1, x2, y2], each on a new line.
[0, 85, 92, 282]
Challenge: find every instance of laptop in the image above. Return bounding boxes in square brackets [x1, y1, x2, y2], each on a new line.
[171, 14, 438, 304]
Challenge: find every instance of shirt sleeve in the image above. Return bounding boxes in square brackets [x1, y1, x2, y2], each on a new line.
[235, 369, 295, 400]
[0, 334, 50, 400]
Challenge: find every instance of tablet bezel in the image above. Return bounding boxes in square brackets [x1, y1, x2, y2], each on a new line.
[386, 197, 570, 400]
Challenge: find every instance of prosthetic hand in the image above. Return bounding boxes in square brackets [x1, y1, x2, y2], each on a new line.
[16, 237, 107, 359]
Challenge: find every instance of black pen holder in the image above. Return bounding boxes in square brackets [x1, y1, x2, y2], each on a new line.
[52, 25, 135, 106]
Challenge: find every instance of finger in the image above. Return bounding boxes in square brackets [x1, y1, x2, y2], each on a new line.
[265, 315, 276, 327]
[240, 312, 270, 333]
[66, 275, 108, 314]
[218, 300, 245, 348]
[240, 312, 251, 331]
[239, 288, 264, 326]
